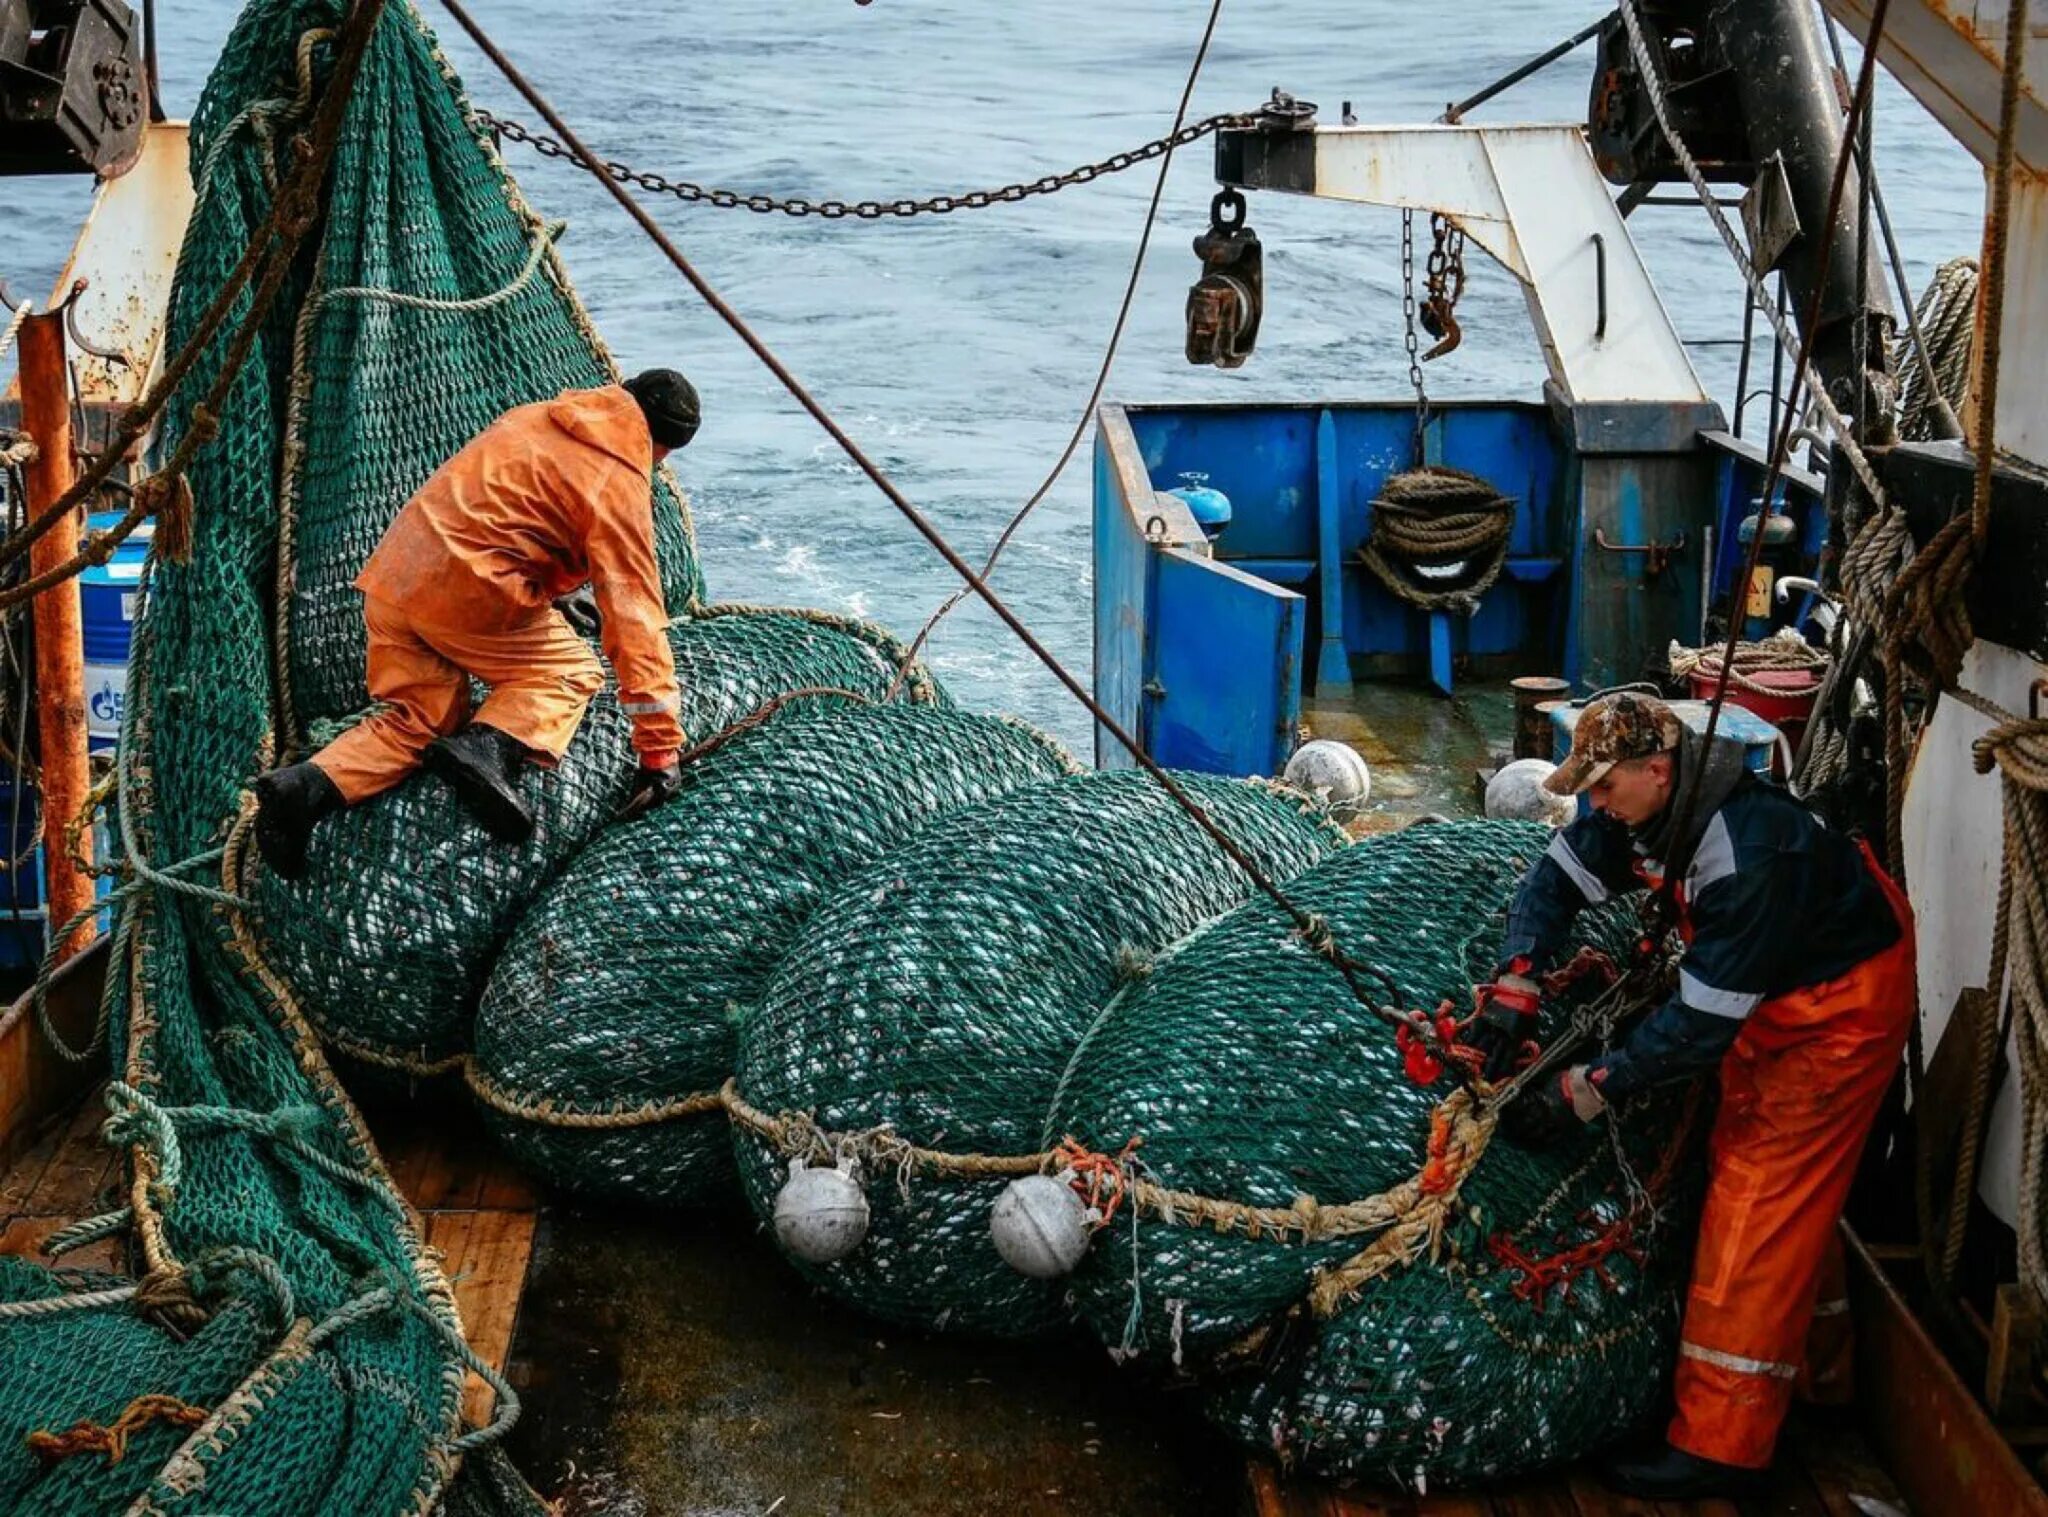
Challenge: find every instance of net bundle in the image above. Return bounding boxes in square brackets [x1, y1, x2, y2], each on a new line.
[472, 703, 1077, 1204]
[253, 605, 944, 1071]
[1042, 820, 1700, 1487]
[728, 770, 1347, 1337]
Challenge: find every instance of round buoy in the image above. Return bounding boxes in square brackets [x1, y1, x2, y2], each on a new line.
[990, 1173, 1095, 1279]
[773, 1161, 870, 1264]
[1282, 740, 1372, 815]
[1485, 758, 1576, 827]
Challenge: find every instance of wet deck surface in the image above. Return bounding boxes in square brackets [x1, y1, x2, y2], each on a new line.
[503, 1202, 1238, 1517]
[1303, 679, 1519, 824]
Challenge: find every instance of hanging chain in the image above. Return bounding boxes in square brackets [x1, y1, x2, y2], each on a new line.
[1401, 210, 1430, 450]
[1420, 212, 1467, 360]
[474, 107, 1256, 220]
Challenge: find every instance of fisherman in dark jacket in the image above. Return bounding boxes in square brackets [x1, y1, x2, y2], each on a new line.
[1467, 692, 1916, 1500]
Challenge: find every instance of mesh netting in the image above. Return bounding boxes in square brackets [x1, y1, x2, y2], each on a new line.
[1038, 821, 1699, 1487]
[729, 771, 1347, 1338]
[276, 3, 702, 725]
[473, 703, 1075, 1205]
[252, 606, 944, 1070]
[0, 0, 1713, 1506]
[0, 4, 638, 1510]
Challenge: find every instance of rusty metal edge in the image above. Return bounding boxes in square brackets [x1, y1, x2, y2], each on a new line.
[0, 936, 108, 1174]
[1846, 1220, 2048, 1515]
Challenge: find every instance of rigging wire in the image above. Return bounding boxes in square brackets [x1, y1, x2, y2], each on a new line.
[1614, 0, 1895, 923]
[887, 0, 1229, 696]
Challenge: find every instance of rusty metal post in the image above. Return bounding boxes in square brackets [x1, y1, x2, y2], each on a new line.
[1511, 675, 1571, 760]
[18, 310, 96, 959]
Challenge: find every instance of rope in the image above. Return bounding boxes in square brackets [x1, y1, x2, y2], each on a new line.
[1354, 465, 1515, 615]
[1666, 633, 1829, 697]
[0, 297, 31, 366]
[0, 1284, 139, 1319]
[0, 11, 376, 607]
[26, 1394, 208, 1466]
[1891, 258, 1977, 443]
[1952, 685, 2048, 1300]
[315, 217, 563, 315]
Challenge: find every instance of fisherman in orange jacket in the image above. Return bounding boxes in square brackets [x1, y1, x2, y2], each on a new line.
[250, 370, 700, 879]
[1467, 692, 1915, 1499]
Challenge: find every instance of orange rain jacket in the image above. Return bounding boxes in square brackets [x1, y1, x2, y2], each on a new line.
[356, 385, 685, 767]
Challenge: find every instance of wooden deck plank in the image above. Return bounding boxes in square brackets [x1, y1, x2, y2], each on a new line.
[1491, 1484, 1578, 1516]
[0, 1111, 67, 1219]
[422, 1208, 538, 1427]
[0, 1216, 122, 1275]
[22, 1091, 117, 1219]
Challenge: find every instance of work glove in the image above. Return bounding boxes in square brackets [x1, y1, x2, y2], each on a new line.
[615, 762, 682, 822]
[555, 586, 602, 639]
[1466, 969, 1543, 1082]
[1502, 1064, 1606, 1148]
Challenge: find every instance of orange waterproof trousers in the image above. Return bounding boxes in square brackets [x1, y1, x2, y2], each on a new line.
[310, 593, 604, 804]
[1669, 843, 1915, 1468]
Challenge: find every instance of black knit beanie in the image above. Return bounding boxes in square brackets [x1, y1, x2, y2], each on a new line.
[622, 368, 701, 450]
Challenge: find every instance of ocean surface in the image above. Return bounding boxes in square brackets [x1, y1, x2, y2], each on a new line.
[0, 1, 1981, 757]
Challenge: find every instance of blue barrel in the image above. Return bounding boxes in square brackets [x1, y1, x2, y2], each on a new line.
[78, 511, 153, 753]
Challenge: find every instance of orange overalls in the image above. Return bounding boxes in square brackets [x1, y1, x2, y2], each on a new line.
[1667, 840, 1916, 1468]
[310, 385, 686, 802]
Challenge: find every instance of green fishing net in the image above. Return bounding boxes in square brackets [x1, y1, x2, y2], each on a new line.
[0, 2, 653, 1510]
[729, 771, 1347, 1338]
[474, 703, 1075, 1205]
[1040, 821, 1700, 1487]
[253, 606, 944, 1070]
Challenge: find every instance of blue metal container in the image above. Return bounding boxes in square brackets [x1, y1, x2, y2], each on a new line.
[78, 511, 152, 753]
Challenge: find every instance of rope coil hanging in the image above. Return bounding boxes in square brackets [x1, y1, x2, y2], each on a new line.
[1355, 465, 1515, 615]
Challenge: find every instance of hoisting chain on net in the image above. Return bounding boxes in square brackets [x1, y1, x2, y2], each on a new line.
[472, 106, 1256, 221]
[0, 13, 382, 612]
[886, 0, 1232, 698]
[1354, 464, 1515, 616]
[434, 0, 1476, 1084]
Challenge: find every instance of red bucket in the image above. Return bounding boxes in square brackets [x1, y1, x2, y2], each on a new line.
[1687, 665, 1821, 772]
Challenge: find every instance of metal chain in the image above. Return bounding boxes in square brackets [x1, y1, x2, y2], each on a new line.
[474, 107, 1255, 219]
[1421, 211, 1467, 359]
[1401, 210, 1430, 448]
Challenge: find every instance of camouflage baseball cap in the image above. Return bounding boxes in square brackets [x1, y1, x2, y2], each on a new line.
[1544, 692, 1682, 795]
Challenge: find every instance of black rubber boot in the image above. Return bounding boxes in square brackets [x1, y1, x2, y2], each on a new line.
[423, 722, 536, 844]
[251, 761, 345, 881]
[1602, 1442, 1765, 1500]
